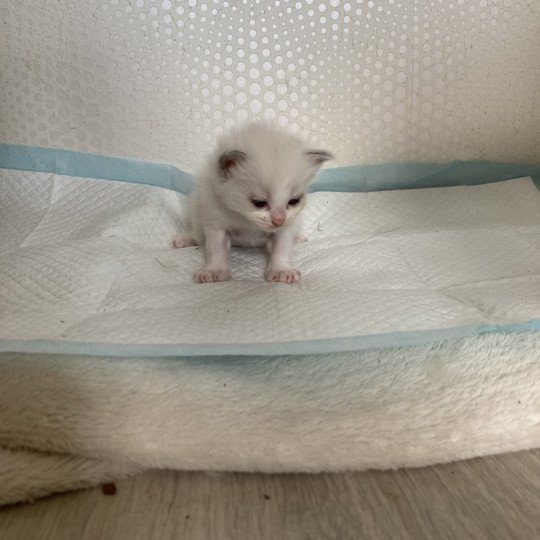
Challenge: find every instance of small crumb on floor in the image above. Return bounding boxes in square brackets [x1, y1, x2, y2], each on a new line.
[101, 483, 117, 496]
[264, 494, 270, 500]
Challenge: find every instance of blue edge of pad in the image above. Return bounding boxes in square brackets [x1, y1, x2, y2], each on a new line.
[1, 143, 539, 358]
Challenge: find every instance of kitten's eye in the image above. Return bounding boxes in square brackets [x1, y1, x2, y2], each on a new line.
[251, 199, 268, 208]
[288, 196, 302, 207]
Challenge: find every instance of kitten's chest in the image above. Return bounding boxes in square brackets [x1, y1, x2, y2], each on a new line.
[227, 227, 270, 248]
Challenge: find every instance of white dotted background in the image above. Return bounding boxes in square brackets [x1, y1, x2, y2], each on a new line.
[1, 0, 538, 172]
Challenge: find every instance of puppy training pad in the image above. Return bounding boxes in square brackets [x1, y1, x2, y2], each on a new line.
[0, 170, 539, 356]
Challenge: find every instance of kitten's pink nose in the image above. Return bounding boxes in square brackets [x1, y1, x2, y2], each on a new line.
[270, 209, 286, 227]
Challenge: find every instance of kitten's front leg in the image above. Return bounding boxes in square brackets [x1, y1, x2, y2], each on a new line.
[195, 229, 231, 283]
[265, 229, 301, 284]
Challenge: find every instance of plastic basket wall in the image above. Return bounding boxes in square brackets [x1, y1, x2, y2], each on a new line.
[1, 0, 538, 171]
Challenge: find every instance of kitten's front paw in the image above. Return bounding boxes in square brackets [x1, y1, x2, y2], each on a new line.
[266, 268, 302, 284]
[172, 235, 197, 248]
[194, 267, 231, 283]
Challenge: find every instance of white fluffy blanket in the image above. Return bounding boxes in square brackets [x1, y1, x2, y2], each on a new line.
[1, 330, 539, 505]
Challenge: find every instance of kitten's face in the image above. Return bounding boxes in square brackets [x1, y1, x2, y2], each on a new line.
[244, 189, 306, 232]
[215, 148, 331, 232]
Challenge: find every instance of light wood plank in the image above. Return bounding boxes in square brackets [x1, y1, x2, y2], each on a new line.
[1, 450, 539, 540]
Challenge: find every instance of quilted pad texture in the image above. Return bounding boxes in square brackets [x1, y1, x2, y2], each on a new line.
[0, 170, 539, 355]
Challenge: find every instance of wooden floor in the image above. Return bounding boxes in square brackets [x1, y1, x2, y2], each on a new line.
[1, 450, 539, 540]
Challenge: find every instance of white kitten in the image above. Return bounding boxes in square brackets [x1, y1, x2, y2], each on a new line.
[172, 121, 332, 283]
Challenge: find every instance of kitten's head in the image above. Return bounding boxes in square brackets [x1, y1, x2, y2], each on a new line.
[211, 122, 332, 232]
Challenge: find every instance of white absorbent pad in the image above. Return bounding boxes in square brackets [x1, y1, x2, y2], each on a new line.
[0, 170, 539, 356]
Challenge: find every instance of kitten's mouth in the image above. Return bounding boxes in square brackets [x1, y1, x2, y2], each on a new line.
[256, 222, 277, 232]
[255, 220, 287, 232]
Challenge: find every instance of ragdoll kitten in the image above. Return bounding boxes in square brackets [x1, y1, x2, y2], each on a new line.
[172, 121, 332, 283]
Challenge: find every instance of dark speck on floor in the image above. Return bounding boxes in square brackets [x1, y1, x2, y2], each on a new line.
[101, 483, 117, 496]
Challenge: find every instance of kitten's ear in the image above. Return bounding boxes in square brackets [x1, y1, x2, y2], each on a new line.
[218, 150, 247, 178]
[305, 149, 334, 168]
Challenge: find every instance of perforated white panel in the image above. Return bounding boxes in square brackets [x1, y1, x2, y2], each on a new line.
[1, 1, 538, 171]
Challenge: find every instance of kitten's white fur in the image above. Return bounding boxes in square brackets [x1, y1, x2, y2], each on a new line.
[172, 121, 332, 283]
